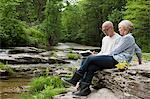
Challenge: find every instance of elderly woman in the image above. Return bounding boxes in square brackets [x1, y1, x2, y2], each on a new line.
[62, 20, 142, 96]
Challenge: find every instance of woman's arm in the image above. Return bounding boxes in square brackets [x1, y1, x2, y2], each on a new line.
[135, 44, 142, 64]
[110, 35, 135, 55]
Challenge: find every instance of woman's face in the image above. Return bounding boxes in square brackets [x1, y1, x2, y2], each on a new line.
[119, 25, 127, 36]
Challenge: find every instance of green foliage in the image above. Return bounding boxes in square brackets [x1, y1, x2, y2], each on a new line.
[0, 62, 14, 74]
[21, 87, 66, 99]
[29, 76, 66, 93]
[17, 0, 46, 24]
[0, 18, 28, 47]
[0, 0, 23, 19]
[0, 0, 28, 47]
[0, 0, 47, 48]
[108, 9, 124, 32]
[32, 87, 66, 99]
[17, 0, 38, 24]
[142, 53, 150, 61]
[39, 0, 63, 46]
[124, 0, 150, 52]
[21, 76, 67, 99]
[61, 0, 126, 46]
[23, 26, 47, 47]
[67, 53, 80, 60]
[61, 4, 83, 42]
[0, 0, 149, 53]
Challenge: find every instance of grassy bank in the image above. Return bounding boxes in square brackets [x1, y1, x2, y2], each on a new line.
[20, 76, 68, 99]
[143, 53, 150, 61]
[0, 62, 14, 74]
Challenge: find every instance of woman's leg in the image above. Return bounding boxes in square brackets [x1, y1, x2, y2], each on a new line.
[77, 55, 117, 75]
[61, 55, 98, 87]
[62, 55, 117, 89]
[77, 55, 99, 75]
[81, 56, 118, 83]
[74, 56, 118, 96]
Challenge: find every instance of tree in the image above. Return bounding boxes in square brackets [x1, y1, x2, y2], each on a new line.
[40, 0, 63, 46]
[61, 3, 83, 43]
[0, 0, 28, 47]
[124, 0, 150, 52]
[0, 0, 47, 47]
[16, 0, 47, 25]
[61, 0, 126, 46]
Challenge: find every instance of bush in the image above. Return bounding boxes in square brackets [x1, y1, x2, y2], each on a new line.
[29, 76, 66, 93]
[23, 26, 47, 48]
[21, 76, 67, 99]
[0, 18, 47, 48]
[0, 18, 28, 47]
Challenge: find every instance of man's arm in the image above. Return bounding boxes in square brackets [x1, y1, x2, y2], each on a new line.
[97, 38, 105, 55]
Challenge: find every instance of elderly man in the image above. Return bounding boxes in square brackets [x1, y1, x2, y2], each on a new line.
[97, 21, 121, 55]
[80, 21, 121, 66]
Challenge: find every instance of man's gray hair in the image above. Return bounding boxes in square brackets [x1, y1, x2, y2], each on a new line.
[103, 21, 114, 28]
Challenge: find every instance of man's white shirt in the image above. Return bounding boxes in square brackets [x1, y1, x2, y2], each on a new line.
[97, 33, 121, 55]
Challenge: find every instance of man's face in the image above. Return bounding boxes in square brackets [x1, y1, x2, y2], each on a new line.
[102, 26, 110, 36]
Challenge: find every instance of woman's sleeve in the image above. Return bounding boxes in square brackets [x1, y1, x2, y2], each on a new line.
[110, 36, 135, 55]
[135, 44, 142, 64]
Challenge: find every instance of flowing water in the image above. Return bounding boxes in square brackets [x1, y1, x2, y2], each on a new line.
[0, 78, 32, 99]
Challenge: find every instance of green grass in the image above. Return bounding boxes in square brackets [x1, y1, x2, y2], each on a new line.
[142, 53, 150, 61]
[21, 87, 66, 99]
[29, 76, 66, 93]
[0, 62, 14, 74]
[67, 53, 80, 60]
[21, 76, 68, 99]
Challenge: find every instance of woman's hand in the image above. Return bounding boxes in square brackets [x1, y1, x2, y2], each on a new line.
[138, 58, 142, 64]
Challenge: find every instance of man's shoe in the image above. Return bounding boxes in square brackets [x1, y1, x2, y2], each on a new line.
[73, 82, 91, 96]
[61, 71, 83, 86]
[61, 77, 77, 86]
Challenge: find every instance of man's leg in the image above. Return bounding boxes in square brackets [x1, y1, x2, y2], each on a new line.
[62, 55, 97, 87]
[82, 56, 117, 83]
[74, 56, 118, 96]
[77, 55, 99, 75]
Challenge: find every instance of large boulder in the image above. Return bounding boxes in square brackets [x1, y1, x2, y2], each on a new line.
[93, 62, 150, 99]
[53, 63, 150, 99]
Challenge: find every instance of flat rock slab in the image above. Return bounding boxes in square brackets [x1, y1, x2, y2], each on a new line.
[53, 43, 100, 51]
[129, 62, 150, 70]
[8, 47, 46, 54]
[0, 53, 70, 64]
[53, 88, 118, 99]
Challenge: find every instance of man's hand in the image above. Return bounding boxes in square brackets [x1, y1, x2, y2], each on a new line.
[91, 51, 95, 55]
[91, 51, 98, 55]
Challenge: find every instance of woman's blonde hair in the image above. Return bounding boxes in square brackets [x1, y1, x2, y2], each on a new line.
[118, 20, 134, 32]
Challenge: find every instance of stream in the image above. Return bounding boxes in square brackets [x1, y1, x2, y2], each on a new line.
[0, 78, 31, 99]
[0, 43, 100, 99]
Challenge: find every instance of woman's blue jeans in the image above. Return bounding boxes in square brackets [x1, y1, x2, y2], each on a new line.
[77, 55, 118, 83]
